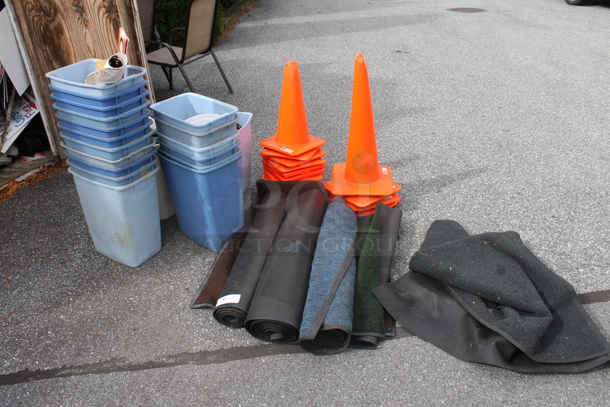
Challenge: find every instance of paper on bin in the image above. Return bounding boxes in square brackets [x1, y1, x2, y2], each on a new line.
[85, 53, 128, 85]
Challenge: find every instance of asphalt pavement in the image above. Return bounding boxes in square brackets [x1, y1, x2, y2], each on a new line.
[1, 0, 610, 405]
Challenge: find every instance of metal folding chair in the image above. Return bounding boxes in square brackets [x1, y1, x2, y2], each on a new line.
[143, 0, 233, 93]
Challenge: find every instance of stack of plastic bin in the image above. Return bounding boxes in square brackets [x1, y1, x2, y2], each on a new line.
[150, 93, 247, 252]
[45, 59, 161, 267]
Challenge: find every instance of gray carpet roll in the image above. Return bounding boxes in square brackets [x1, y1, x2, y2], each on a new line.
[299, 198, 358, 355]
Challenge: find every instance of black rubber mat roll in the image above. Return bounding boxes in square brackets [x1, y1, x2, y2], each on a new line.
[212, 180, 325, 328]
[245, 188, 329, 344]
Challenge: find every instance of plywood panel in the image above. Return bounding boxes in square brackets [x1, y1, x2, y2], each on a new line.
[5, 0, 150, 159]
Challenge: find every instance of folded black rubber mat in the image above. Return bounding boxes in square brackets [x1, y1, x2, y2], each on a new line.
[245, 187, 329, 344]
[350, 207, 386, 348]
[374, 220, 610, 373]
[299, 198, 358, 355]
[212, 180, 328, 327]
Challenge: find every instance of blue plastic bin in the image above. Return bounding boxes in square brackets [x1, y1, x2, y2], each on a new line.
[56, 113, 151, 139]
[61, 129, 154, 161]
[158, 150, 244, 252]
[65, 150, 158, 179]
[45, 59, 147, 97]
[57, 119, 152, 149]
[54, 102, 150, 128]
[62, 140, 157, 169]
[52, 90, 149, 118]
[150, 93, 238, 132]
[69, 165, 161, 267]
[157, 130, 239, 159]
[68, 157, 159, 187]
[48, 81, 148, 108]
[153, 116, 238, 148]
[158, 145, 240, 169]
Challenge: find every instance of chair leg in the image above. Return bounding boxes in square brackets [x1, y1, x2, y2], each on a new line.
[210, 49, 233, 94]
[160, 66, 172, 90]
[175, 62, 196, 93]
[168, 67, 173, 90]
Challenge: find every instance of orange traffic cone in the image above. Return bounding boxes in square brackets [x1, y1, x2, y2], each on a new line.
[344, 194, 401, 212]
[263, 166, 324, 182]
[262, 162, 325, 180]
[265, 158, 324, 170]
[260, 147, 326, 162]
[259, 61, 326, 156]
[342, 183, 402, 208]
[324, 53, 394, 198]
[263, 157, 325, 172]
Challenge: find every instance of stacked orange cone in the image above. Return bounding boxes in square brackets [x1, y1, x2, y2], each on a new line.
[260, 61, 326, 181]
[324, 53, 401, 216]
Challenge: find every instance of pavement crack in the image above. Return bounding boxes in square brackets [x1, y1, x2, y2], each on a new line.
[578, 289, 610, 305]
[0, 343, 307, 387]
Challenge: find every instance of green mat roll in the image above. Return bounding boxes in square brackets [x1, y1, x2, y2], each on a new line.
[350, 207, 385, 348]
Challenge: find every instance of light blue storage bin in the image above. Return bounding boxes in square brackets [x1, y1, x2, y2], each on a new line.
[61, 140, 157, 169]
[150, 93, 238, 132]
[158, 150, 243, 252]
[48, 81, 148, 108]
[153, 116, 238, 148]
[52, 90, 149, 118]
[66, 149, 157, 178]
[67, 157, 159, 187]
[45, 59, 147, 97]
[158, 145, 240, 169]
[54, 102, 150, 128]
[56, 113, 151, 138]
[157, 130, 239, 160]
[57, 119, 152, 149]
[69, 165, 161, 267]
[61, 129, 154, 161]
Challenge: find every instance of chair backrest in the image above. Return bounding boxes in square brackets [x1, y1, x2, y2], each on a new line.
[137, 0, 156, 42]
[183, 0, 218, 60]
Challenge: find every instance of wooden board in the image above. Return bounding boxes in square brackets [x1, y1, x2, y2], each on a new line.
[5, 0, 152, 159]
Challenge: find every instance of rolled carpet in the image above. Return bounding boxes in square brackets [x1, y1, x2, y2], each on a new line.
[350, 206, 386, 348]
[299, 197, 358, 355]
[374, 220, 610, 373]
[212, 180, 326, 327]
[245, 188, 329, 344]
